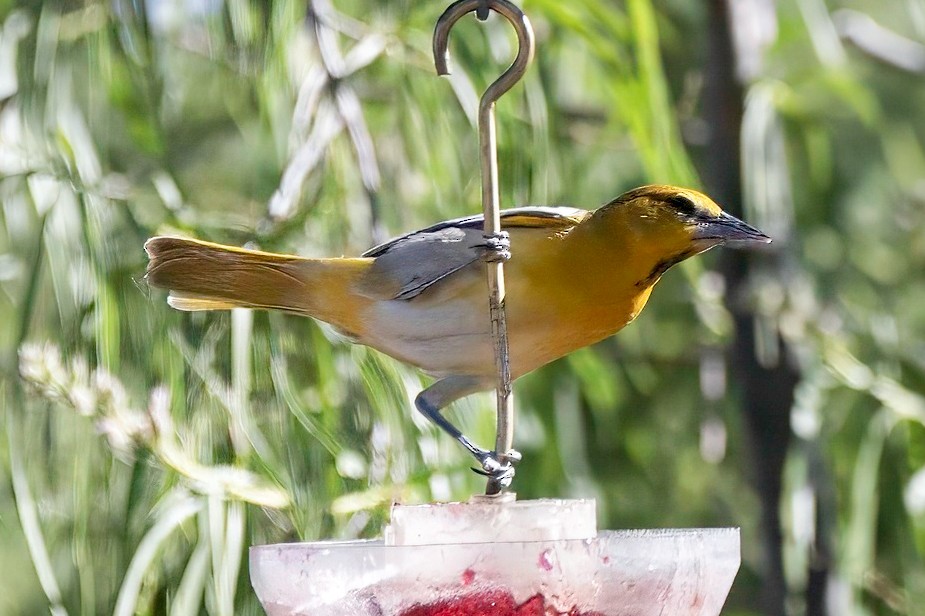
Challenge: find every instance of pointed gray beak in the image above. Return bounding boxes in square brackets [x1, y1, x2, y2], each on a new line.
[694, 212, 772, 246]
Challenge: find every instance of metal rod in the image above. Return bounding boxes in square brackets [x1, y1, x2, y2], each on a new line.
[433, 0, 535, 495]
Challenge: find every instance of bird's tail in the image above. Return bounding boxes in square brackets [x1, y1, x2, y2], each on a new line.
[144, 236, 370, 329]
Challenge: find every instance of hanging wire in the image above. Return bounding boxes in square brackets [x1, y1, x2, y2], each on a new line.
[433, 0, 535, 495]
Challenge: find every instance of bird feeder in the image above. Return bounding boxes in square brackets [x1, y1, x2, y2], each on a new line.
[251, 498, 740, 615]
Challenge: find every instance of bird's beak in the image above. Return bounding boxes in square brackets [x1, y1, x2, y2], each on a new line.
[694, 212, 772, 246]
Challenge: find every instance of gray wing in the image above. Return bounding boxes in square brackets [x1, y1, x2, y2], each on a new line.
[357, 206, 587, 301]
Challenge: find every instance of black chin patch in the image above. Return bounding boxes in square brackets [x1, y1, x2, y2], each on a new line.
[636, 248, 697, 288]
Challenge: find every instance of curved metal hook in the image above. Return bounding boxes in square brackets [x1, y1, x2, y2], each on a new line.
[432, 0, 535, 495]
[433, 0, 535, 112]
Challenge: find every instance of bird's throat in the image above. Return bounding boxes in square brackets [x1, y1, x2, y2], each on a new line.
[635, 247, 699, 289]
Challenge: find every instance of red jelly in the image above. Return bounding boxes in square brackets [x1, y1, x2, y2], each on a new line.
[400, 589, 516, 615]
[399, 589, 605, 616]
[514, 593, 546, 615]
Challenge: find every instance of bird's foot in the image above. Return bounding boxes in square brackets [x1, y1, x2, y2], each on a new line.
[471, 448, 521, 488]
[474, 231, 511, 263]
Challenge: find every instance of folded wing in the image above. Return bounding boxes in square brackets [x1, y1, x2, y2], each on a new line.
[357, 206, 588, 301]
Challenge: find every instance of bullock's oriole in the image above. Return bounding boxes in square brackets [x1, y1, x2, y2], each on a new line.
[145, 185, 769, 478]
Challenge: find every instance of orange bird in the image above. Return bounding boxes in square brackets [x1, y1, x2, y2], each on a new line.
[145, 185, 769, 479]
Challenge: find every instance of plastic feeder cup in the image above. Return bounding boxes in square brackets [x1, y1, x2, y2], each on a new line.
[250, 497, 740, 615]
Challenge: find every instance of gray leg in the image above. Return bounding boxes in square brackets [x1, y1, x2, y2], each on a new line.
[415, 376, 520, 484]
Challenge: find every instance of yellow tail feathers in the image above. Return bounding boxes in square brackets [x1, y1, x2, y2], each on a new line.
[145, 237, 338, 317]
[166, 296, 241, 312]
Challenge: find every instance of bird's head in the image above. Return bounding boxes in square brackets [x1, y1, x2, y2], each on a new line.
[592, 185, 771, 286]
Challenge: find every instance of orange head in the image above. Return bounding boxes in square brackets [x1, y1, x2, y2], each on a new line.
[586, 184, 771, 287]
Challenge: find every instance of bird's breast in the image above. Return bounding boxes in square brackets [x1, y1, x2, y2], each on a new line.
[352, 225, 656, 380]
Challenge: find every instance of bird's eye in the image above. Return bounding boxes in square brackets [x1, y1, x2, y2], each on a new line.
[666, 194, 698, 216]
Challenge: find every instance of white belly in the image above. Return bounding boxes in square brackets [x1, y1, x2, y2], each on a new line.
[358, 298, 495, 377]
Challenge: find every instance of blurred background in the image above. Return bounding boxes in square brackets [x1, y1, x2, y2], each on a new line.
[1, 0, 924, 613]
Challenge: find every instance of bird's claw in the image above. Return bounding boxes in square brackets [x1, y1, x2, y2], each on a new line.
[475, 231, 511, 263]
[470, 449, 521, 487]
[503, 449, 522, 463]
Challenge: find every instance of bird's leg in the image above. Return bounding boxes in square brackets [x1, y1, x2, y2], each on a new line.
[415, 376, 520, 485]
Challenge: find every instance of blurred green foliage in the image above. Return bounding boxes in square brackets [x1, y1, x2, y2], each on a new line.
[2, 0, 925, 614]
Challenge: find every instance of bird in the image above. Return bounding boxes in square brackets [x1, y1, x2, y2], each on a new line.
[145, 185, 770, 480]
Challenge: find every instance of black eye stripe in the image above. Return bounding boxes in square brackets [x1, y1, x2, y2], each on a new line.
[666, 194, 697, 215]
